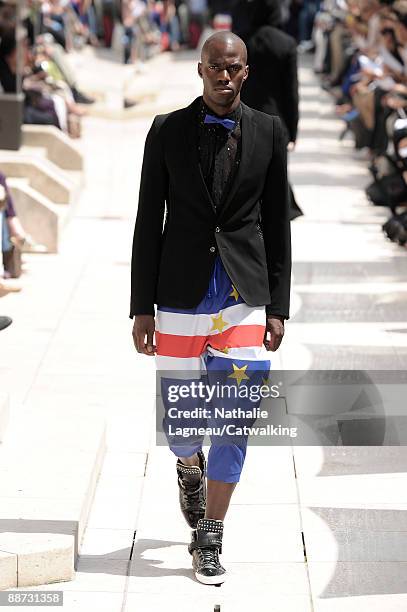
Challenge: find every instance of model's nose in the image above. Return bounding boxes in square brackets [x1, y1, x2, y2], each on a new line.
[217, 69, 230, 81]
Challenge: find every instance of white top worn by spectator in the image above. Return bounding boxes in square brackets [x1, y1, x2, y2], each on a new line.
[379, 44, 407, 75]
[358, 53, 397, 90]
[188, 0, 207, 14]
[132, 0, 146, 19]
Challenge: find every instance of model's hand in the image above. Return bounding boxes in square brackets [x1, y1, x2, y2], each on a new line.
[287, 141, 296, 152]
[132, 315, 156, 355]
[264, 316, 285, 352]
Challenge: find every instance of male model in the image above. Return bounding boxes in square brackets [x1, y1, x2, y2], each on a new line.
[130, 30, 291, 585]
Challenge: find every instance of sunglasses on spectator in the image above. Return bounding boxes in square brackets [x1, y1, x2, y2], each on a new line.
[380, 27, 396, 34]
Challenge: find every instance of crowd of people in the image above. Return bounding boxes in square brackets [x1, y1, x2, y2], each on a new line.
[0, 0, 303, 311]
[0, 169, 45, 295]
[119, 0, 323, 63]
[4, 0, 407, 308]
[0, 0, 95, 140]
[310, 0, 407, 247]
[1, 0, 95, 301]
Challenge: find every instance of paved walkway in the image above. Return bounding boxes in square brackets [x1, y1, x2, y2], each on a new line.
[1, 49, 407, 611]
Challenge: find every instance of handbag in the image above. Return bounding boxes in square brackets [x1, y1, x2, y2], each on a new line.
[382, 211, 407, 245]
[1, 215, 22, 278]
[365, 172, 407, 209]
[2, 245, 22, 279]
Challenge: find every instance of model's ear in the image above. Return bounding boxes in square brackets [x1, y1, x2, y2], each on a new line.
[197, 62, 203, 78]
[243, 64, 249, 81]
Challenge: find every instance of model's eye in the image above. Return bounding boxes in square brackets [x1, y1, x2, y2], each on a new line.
[230, 66, 240, 72]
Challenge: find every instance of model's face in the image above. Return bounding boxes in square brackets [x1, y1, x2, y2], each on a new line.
[198, 42, 248, 108]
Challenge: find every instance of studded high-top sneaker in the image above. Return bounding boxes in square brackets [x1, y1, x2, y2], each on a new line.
[188, 518, 226, 585]
[176, 450, 206, 528]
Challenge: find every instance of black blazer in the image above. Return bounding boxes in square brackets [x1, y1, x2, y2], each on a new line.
[129, 95, 291, 319]
[240, 25, 299, 144]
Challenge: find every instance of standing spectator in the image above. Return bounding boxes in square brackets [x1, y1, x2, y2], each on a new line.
[175, 0, 189, 46]
[101, 0, 115, 46]
[160, 0, 181, 51]
[298, 0, 321, 52]
[187, 0, 207, 48]
[233, 0, 303, 219]
[122, 0, 147, 63]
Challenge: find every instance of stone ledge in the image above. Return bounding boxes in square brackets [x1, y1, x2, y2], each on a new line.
[0, 153, 76, 205]
[0, 550, 17, 590]
[22, 126, 84, 172]
[7, 179, 68, 253]
[0, 412, 107, 589]
[0, 534, 74, 589]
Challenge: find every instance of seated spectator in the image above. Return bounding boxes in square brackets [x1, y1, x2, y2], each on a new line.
[0, 29, 85, 137]
[40, 0, 70, 50]
[0, 181, 21, 294]
[0, 171, 46, 256]
[36, 33, 95, 103]
[314, 0, 407, 246]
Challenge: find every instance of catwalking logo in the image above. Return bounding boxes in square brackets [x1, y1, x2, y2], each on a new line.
[167, 423, 298, 438]
[166, 380, 281, 404]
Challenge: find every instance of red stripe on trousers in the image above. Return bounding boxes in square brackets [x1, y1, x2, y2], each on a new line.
[156, 324, 266, 358]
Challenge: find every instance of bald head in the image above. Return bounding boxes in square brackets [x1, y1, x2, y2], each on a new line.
[198, 30, 249, 114]
[201, 31, 247, 65]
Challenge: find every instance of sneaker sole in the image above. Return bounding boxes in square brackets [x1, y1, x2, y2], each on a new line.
[194, 571, 226, 585]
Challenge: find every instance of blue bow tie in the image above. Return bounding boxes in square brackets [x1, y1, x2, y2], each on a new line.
[204, 114, 236, 130]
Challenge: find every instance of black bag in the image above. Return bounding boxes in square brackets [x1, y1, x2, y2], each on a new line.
[349, 114, 372, 149]
[2, 245, 22, 278]
[365, 172, 407, 208]
[382, 211, 407, 245]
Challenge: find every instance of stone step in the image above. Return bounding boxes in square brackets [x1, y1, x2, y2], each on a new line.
[0, 405, 107, 589]
[22, 125, 84, 172]
[19, 145, 48, 160]
[0, 152, 78, 205]
[0, 393, 10, 443]
[0, 533, 74, 589]
[7, 179, 72, 253]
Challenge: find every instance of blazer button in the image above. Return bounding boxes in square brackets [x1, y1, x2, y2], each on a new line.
[209, 246, 216, 253]
[215, 226, 220, 233]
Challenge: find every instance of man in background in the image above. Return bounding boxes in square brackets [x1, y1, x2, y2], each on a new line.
[233, 0, 303, 219]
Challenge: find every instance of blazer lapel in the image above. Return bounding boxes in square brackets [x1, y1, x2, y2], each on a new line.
[218, 102, 257, 220]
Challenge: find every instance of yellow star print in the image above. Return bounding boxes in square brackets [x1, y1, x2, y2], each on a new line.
[218, 346, 230, 354]
[262, 377, 270, 386]
[229, 285, 239, 301]
[228, 363, 250, 386]
[210, 312, 228, 333]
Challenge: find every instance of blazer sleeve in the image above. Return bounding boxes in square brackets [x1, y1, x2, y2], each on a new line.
[129, 116, 168, 318]
[261, 115, 292, 320]
[281, 45, 299, 143]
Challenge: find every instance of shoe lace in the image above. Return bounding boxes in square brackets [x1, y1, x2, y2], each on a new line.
[180, 479, 205, 508]
[197, 546, 220, 568]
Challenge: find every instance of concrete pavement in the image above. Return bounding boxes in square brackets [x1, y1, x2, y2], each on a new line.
[0, 48, 407, 611]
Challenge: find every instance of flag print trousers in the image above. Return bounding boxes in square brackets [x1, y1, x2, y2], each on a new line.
[155, 256, 271, 483]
